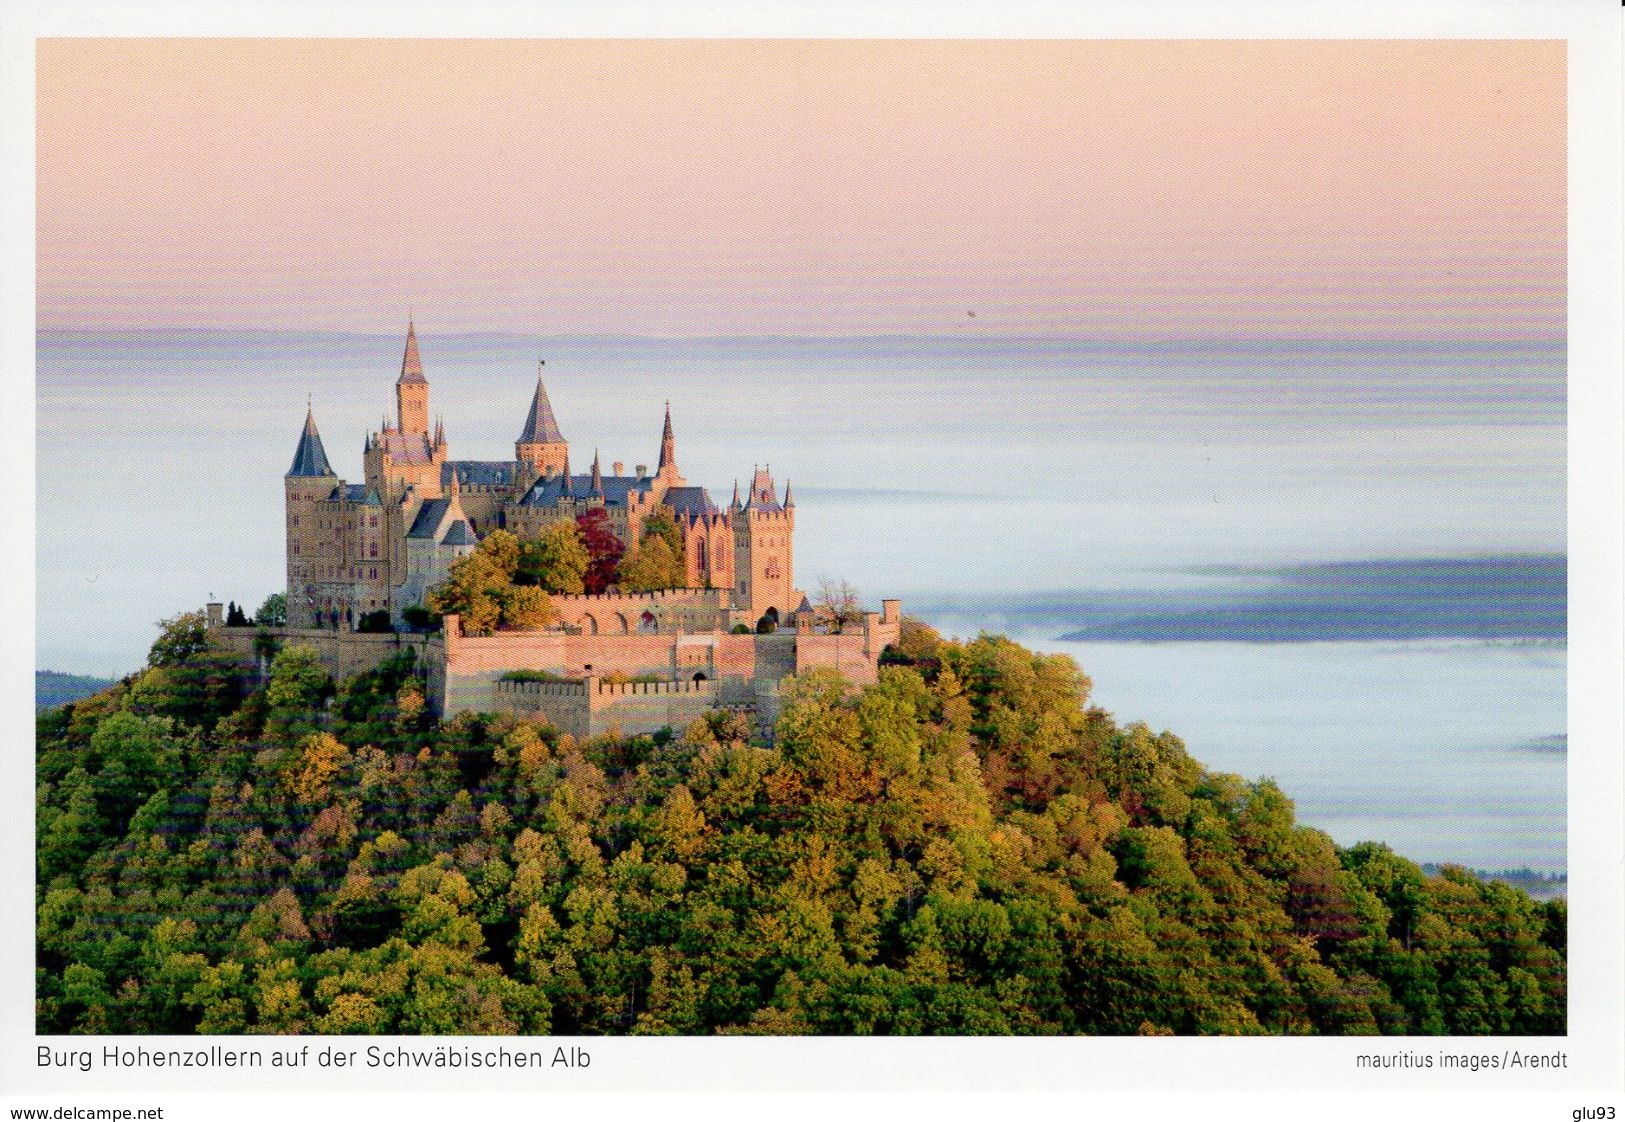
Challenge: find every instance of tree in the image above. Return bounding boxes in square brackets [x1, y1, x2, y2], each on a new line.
[475, 529, 521, 579]
[427, 552, 508, 636]
[617, 512, 687, 592]
[814, 578, 863, 633]
[136, 612, 247, 729]
[576, 509, 625, 595]
[225, 601, 250, 627]
[254, 593, 287, 627]
[617, 536, 683, 593]
[518, 522, 589, 594]
[501, 585, 557, 631]
[148, 612, 212, 668]
[265, 643, 332, 742]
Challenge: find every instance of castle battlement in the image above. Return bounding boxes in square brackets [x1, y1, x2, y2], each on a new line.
[493, 679, 589, 700]
[594, 678, 715, 698]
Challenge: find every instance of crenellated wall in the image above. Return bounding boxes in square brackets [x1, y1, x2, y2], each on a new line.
[205, 593, 902, 741]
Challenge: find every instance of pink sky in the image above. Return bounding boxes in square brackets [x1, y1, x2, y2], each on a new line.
[36, 39, 1564, 338]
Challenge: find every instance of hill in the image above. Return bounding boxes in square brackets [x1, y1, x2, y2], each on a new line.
[34, 612, 1564, 1035]
[36, 670, 117, 711]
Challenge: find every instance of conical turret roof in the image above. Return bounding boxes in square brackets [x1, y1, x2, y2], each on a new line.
[287, 405, 335, 477]
[398, 320, 427, 385]
[518, 361, 565, 443]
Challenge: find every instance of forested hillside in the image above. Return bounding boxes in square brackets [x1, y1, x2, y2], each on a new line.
[35, 613, 1565, 1035]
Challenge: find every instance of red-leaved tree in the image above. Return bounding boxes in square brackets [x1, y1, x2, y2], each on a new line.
[576, 508, 625, 594]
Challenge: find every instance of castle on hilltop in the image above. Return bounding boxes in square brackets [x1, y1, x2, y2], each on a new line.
[285, 321, 801, 633]
[210, 323, 901, 738]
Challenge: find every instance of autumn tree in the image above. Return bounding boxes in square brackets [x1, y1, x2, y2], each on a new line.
[617, 512, 687, 593]
[576, 508, 625, 594]
[517, 521, 590, 594]
[427, 529, 555, 634]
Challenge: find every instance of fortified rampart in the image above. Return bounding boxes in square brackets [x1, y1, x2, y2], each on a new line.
[205, 597, 902, 740]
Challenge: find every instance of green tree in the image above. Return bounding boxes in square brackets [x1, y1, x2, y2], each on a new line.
[254, 593, 287, 627]
[265, 643, 332, 742]
[518, 521, 589, 594]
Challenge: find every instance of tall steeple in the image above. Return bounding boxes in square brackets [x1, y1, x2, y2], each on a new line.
[515, 359, 569, 480]
[287, 404, 335, 477]
[590, 448, 604, 496]
[656, 401, 680, 484]
[398, 319, 426, 385]
[395, 320, 430, 437]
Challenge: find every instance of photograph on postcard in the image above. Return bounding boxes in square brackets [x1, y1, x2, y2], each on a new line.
[31, 39, 1569, 1041]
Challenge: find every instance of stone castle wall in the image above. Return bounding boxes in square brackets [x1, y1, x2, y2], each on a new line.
[207, 595, 901, 741]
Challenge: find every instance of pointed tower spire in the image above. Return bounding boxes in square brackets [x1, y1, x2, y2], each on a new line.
[590, 448, 604, 496]
[657, 400, 677, 476]
[783, 480, 793, 507]
[515, 359, 569, 482]
[559, 452, 572, 497]
[731, 479, 741, 509]
[395, 321, 430, 437]
[518, 360, 566, 444]
[287, 404, 335, 477]
[398, 319, 426, 385]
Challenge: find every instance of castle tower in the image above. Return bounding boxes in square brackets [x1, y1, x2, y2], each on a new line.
[285, 404, 338, 629]
[515, 360, 569, 484]
[396, 320, 430, 437]
[733, 465, 797, 622]
[655, 402, 684, 488]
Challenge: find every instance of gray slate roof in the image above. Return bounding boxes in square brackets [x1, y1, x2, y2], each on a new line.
[287, 410, 335, 477]
[520, 472, 653, 509]
[518, 370, 566, 444]
[441, 520, 477, 546]
[407, 498, 453, 539]
[443, 461, 515, 488]
[664, 486, 718, 518]
[334, 483, 381, 505]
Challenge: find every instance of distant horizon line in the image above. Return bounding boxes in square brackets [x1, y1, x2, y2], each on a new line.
[36, 327, 1567, 347]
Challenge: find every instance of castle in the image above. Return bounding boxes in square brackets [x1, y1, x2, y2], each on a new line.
[211, 323, 901, 738]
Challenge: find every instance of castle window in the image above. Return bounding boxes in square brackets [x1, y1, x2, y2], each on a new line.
[370, 567, 377, 580]
[369, 516, 378, 528]
[291, 515, 299, 526]
[292, 544, 300, 555]
[369, 543, 378, 558]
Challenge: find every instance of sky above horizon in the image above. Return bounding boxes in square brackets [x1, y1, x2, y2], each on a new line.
[37, 39, 1564, 339]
